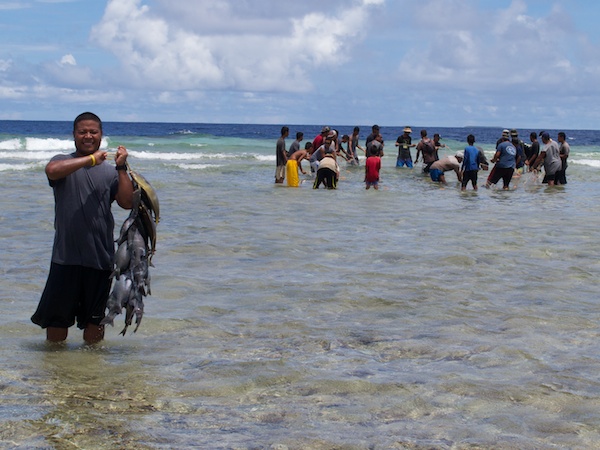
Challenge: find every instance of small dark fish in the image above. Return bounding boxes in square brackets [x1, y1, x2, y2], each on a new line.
[120, 301, 135, 336]
[138, 202, 157, 263]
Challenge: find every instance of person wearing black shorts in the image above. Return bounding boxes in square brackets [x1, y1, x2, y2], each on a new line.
[31, 112, 134, 344]
[313, 153, 339, 189]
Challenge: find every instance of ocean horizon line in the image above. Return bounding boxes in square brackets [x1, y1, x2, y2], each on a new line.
[1, 118, 597, 133]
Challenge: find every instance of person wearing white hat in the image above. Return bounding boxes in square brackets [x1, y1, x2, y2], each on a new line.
[395, 126, 416, 168]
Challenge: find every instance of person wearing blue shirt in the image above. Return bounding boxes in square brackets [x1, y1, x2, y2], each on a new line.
[486, 134, 518, 190]
[461, 134, 482, 191]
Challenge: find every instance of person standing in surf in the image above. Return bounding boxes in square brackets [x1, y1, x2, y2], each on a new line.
[31, 112, 135, 344]
[347, 126, 363, 165]
[531, 132, 562, 186]
[486, 133, 518, 190]
[287, 131, 304, 158]
[275, 126, 289, 183]
[524, 132, 540, 171]
[461, 134, 483, 191]
[395, 126, 416, 168]
[556, 132, 570, 185]
[415, 129, 436, 173]
[365, 144, 382, 189]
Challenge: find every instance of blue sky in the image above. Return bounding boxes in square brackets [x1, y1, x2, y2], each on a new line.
[1, 0, 599, 129]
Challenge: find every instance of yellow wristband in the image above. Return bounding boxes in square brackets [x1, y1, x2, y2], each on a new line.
[90, 154, 96, 167]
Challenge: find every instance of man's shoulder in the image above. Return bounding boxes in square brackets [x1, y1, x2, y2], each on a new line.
[51, 152, 75, 162]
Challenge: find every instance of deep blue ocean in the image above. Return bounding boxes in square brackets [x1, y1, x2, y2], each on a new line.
[2, 120, 600, 449]
[2, 119, 600, 144]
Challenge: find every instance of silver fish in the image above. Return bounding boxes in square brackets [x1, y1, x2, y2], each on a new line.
[101, 276, 133, 327]
[115, 189, 141, 245]
[109, 168, 158, 335]
[110, 241, 130, 279]
[128, 227, 147, 267]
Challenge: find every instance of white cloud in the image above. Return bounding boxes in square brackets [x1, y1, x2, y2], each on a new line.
[59, 54, 76, 66]
[0, 59, 12, 71]
[89, 0, 384, 93]
[394, 0, 587, 94]
[0, 2, 30, 11]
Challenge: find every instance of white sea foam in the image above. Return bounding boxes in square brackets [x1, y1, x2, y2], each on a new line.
[255, 155, 275, 162]
[0, 163, 41, 172]
[0, 151, 64, 161]
[0, 138, 23, 150]
[0, 137, 109, 152]
[176, 163, 223, 170]
[25, 137, 74, 151]
[130, 151, 271, 161]
[571, 159, 600, 168]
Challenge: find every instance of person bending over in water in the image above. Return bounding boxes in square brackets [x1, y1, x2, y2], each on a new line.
[286, 146, 312, 187]
[313, 153, 339, 189]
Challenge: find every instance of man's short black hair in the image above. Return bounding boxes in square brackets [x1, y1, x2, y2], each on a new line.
[74, 112, 102, 131]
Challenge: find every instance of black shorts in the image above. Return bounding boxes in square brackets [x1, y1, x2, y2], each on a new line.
[31, 263, 111, 329]
[313, 168, 338, 189]
[462, 170, 478, 187]
[542, 172, 557, 183]
[489, 167, 514, 188]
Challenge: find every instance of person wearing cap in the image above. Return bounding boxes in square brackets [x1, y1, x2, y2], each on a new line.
[531, 132, 562, 185]
[310, 136, 335, 174]
[428, 152, 463, 184]
[312, 126, 330, 153]
[486, 133, 518, 190]
[486, 129, 511, 186]
[313, 153, 339, 189]
[461, 134, 484, 191]
[328, 129, 340, 155]
[510, 129, 525, 174]
[556, 132, 570, 184]
[275, 126, 289, 184]
[395, 126, 416, 168]
[432, 133, 445, 161]
[496, 129, 510, 148]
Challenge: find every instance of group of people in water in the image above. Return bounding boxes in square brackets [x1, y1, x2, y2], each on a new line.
[275, 124, 570, 191]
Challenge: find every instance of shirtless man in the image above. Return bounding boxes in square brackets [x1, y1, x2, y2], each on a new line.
[415, 129, 437, 173]
[286, 147, 311, 187]
[429, 152, 464, 185]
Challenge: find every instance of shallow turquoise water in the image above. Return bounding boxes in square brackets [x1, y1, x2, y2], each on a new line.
[1, 127, 600, 448]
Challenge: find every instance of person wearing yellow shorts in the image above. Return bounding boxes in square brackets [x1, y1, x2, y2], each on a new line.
[286, 147, 310, 187]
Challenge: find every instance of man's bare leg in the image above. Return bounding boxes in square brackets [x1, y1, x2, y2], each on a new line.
[47, 327, 68, 342]
[83, 324, 104, 344]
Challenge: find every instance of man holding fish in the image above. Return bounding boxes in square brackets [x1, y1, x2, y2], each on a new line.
[31, 112, 135, 344]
